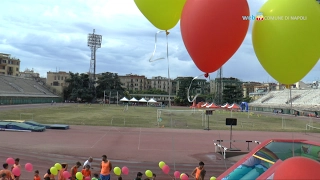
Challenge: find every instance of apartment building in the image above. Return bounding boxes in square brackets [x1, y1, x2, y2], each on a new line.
[149, 76, 176, 94]
[0, 53, 20, 76]
[175, 77, 209, 95]
[20, 68, 40, 79]
[46, 71, 70, 93]
[118, 73, 148, 91]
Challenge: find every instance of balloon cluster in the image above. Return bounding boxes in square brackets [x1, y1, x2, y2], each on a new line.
[113, 166, 129, 176]
[6, 157, 33, 177]
[135, 0, 320, 86]
[159, 161, 216, 180]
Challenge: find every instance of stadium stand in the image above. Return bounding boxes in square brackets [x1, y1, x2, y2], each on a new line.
[0, 75, 61, 105]
[250, 89, 320, 112]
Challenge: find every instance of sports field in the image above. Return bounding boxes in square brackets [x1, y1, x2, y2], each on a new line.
[1, 103, 320, 180]
[1, 103, 320, 132]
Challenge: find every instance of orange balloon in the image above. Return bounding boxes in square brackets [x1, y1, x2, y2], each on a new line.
[274, 157, 320, 179]
[180, 0, 249, 73]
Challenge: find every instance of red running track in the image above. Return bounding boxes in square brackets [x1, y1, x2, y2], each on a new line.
[0, 126, 320, 180]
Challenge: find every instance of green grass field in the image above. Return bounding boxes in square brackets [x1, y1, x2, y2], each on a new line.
[1, 104, 320, 133]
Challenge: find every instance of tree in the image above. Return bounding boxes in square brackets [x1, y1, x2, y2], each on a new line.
[96, 72, 125, 99]
[175, 77, 200, 106]
[63, 72, 94, 102]
[222, 85, 243, 104]
[243, 96, 253, 103]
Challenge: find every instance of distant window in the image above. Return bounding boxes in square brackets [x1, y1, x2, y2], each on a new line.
[53, 81, 59, 86]
[58, 76, 60, 80]
[54, 76, 56, 80]
[16, 68, 19, 71]
[2, 60, 6, 63]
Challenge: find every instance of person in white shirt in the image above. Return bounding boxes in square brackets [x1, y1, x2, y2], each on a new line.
[83, 157, 93, 169]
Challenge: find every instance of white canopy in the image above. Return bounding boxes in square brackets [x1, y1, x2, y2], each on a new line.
[148, 98, 157, 103]
[129, 97, 138, 102]
[139, 98, 148, 102]
[120, 97, 129, 101]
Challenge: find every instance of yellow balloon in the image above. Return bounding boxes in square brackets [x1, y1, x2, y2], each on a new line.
[134, 0, 186, 30]
[76, 172, 83, 180]
[159, 161, 166, 169]
[113, 167, 121, 176]
[54, 163, 62, 171]
[252, 0, 320, 84]
[50, 167, 58, 176]
[145, 170, 153, 178]
[210, 176, 216, 180]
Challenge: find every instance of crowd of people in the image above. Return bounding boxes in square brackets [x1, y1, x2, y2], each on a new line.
[0, 156, 207, 180]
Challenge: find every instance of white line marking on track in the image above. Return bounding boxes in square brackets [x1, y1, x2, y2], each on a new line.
[138, 127, 141, 150]
[91, 132, 107, 148]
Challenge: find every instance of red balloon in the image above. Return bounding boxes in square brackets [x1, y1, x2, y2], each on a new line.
[6, 158, 15, 165]
[63, 171, 71, 179]
[274, 157, 320, 179]
[180, 0, 249, 73]
[162, 165, 170, 174]
[24, 163, 33, 172]
[12, 167, 21, 176]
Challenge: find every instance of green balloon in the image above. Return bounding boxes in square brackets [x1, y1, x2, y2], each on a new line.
[113, 167, 121, 176]
[210, 176, 216, 180]
[145, 170, 153, 178]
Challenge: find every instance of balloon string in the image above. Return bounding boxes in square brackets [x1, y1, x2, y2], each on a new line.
[149, 30, 167, 62]
[187, 73, 210, 103]
[149, 30, 171, 107]
[166, 30, 171, 107]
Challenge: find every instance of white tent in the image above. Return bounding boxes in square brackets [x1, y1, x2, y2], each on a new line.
[120, 97, 129, 102]
[139, 98, 148, 102]
[148, 98, 157, 103]
[129, 97, 138, 102]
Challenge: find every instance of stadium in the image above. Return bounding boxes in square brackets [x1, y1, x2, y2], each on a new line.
[0, 74, 61, 105]
[249, 88, 320, 117]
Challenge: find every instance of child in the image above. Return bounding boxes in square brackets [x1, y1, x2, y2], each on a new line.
[58, 163, 68, 180]
[91, 173, 99, 180]
[198, 170, 206, 180]
[70, 162, 81, 180]
[34, 170, 40, 180]
[134, 172, 143, 180]
[44, 169, 55, 180]
[117, 176, 122, 180]
[81, 165, 91, 179]
[152, 173, 156, 180]
[11, 158, 21, 180]
[191, 161, 205, 180]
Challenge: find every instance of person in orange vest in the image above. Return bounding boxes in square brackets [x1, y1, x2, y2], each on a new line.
[191, 161, 205, 180]
[100, 155, 112, 180]
[70, 162, 81, 180]
[58, 163, 68, 180]
[81, 165, 91, 179]
[33, 170, 40, 180]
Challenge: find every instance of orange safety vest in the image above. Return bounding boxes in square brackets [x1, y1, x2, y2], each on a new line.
[100, 161, 110, 175]
[195, 167, 201, 180]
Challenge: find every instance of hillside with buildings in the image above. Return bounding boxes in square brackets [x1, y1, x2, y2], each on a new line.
[1, 52, 320, 111]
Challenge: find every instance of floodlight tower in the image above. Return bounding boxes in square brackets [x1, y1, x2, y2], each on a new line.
[87, 29, 102, 101]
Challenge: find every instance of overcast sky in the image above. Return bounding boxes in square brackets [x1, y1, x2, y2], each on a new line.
[1, 0, 319, 83]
